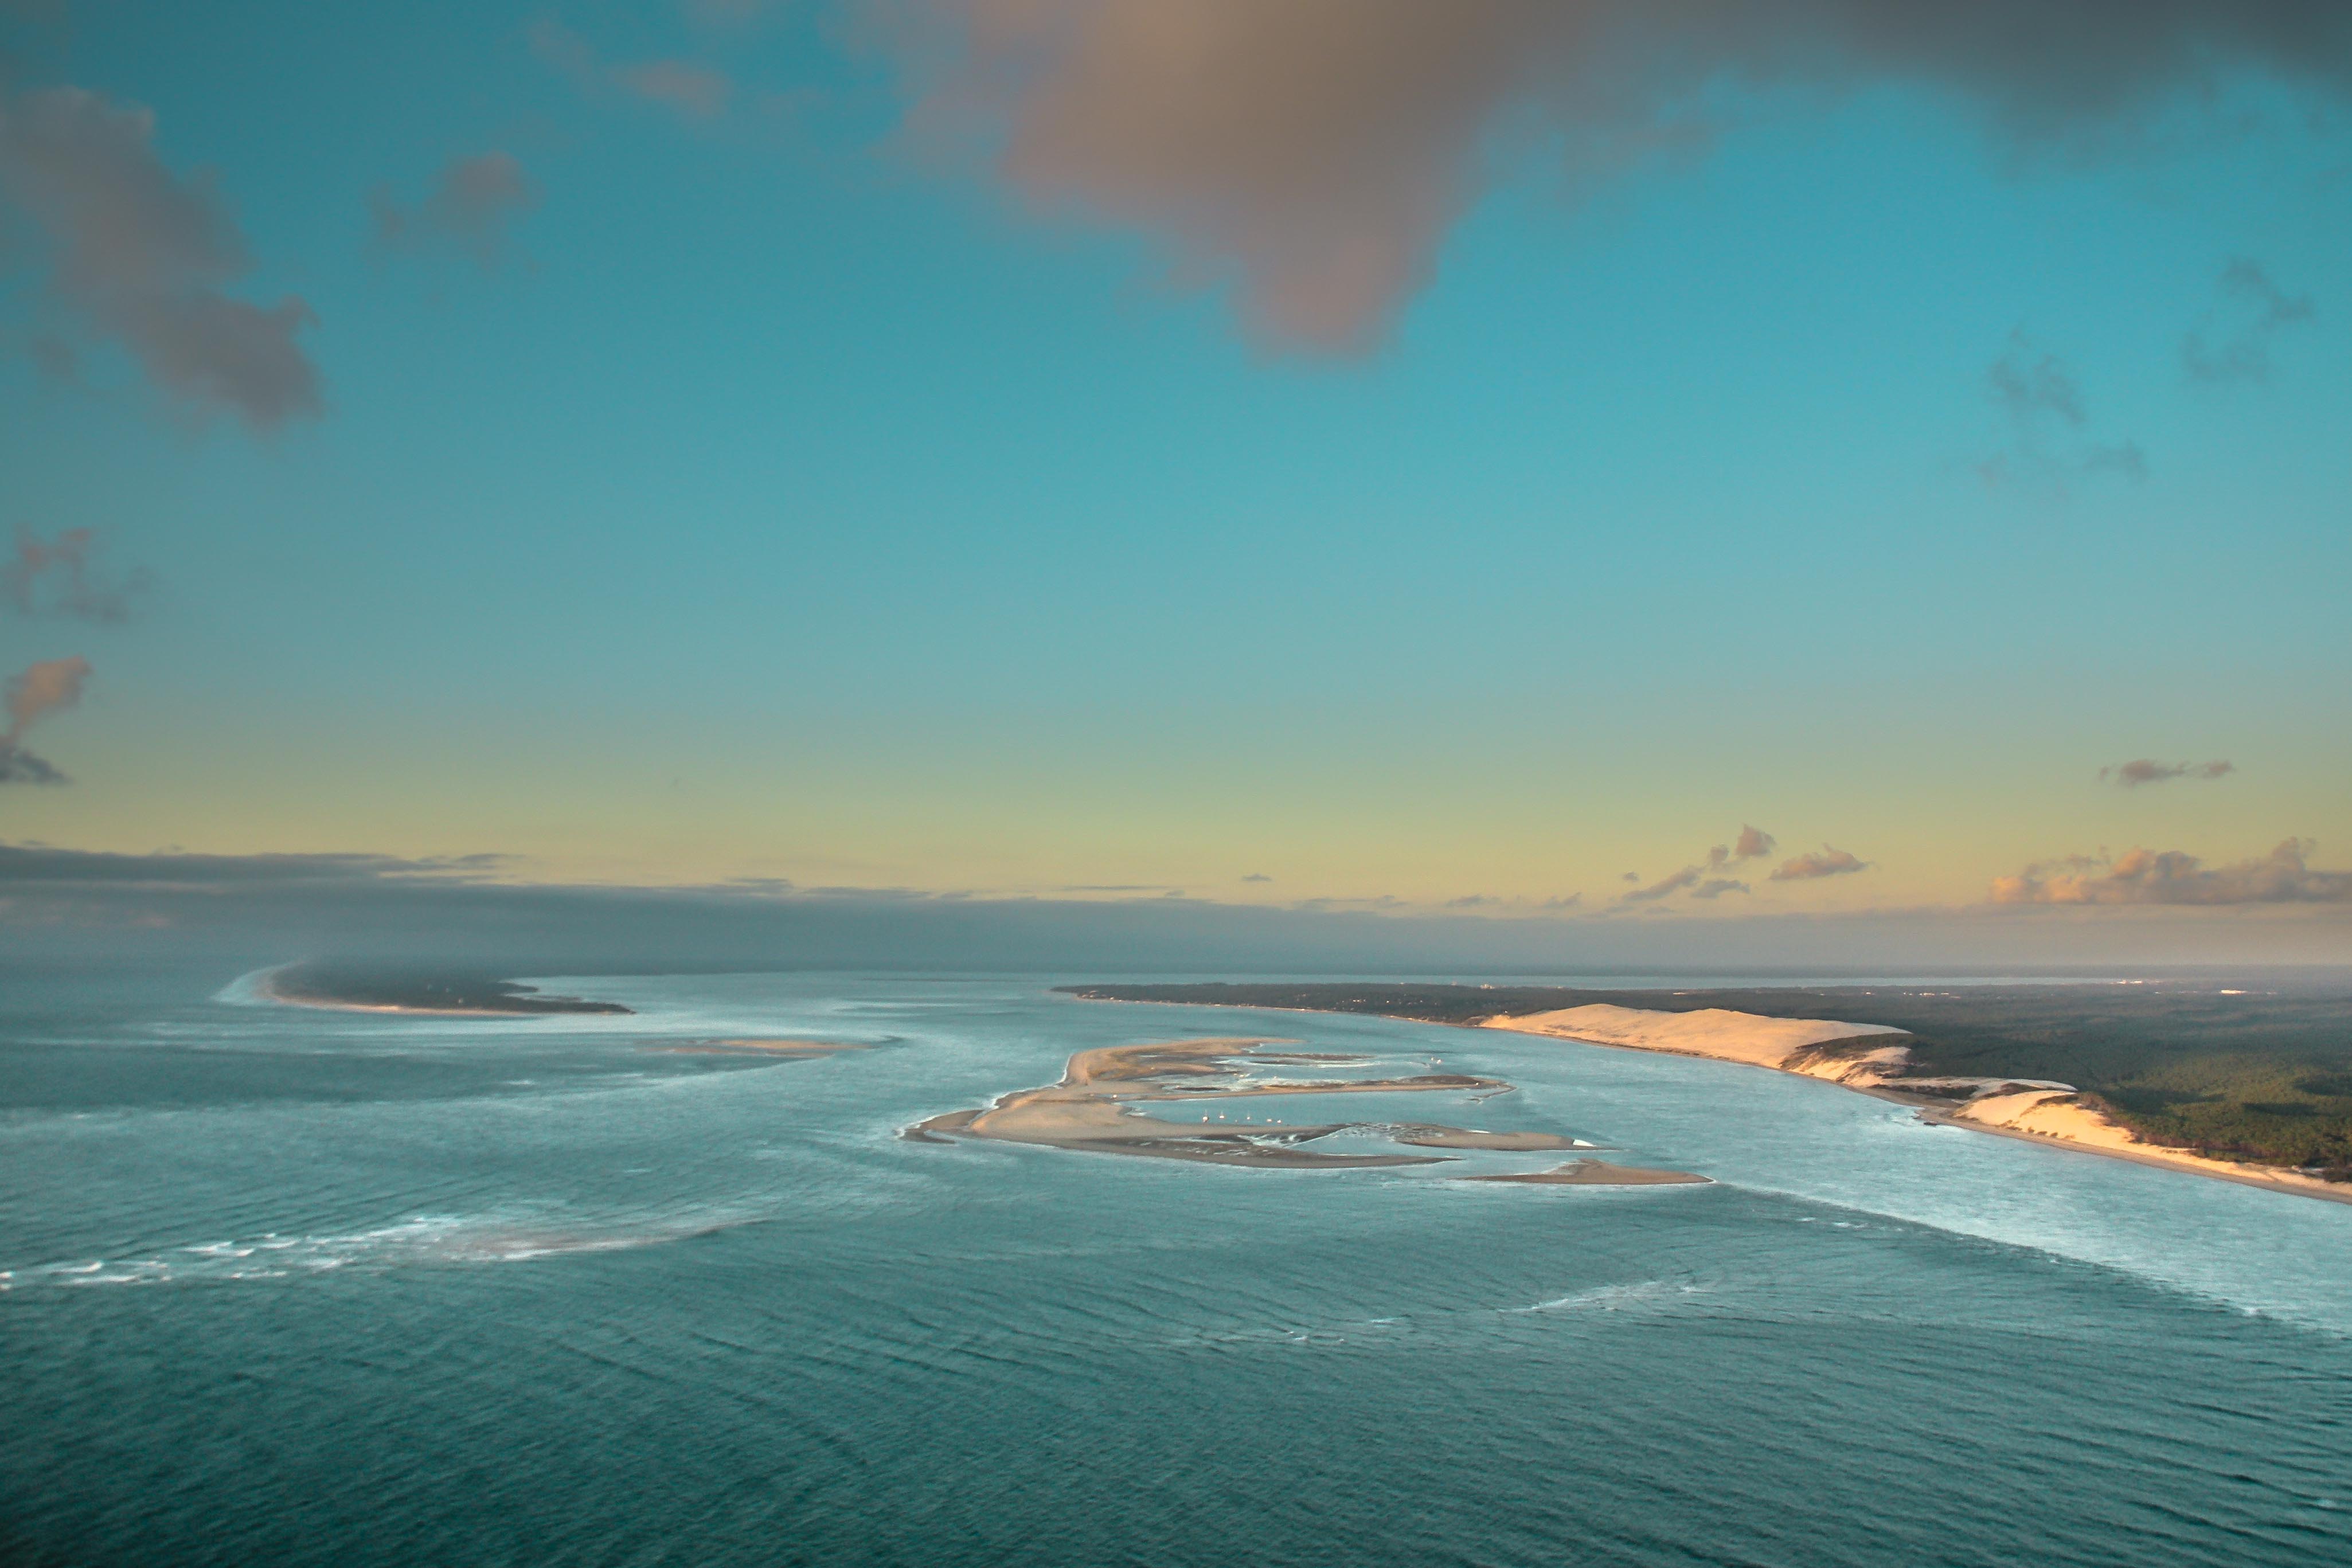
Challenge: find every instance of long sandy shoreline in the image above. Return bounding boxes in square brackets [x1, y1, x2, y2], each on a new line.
[1876, 1090, 2352, 1206]
[1064, 992, 2352, 1206]
[255, 967, 484, 1016]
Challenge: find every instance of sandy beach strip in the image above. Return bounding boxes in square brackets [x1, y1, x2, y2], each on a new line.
[1915, 1088, 2352, 1205]
[1467, 1160, 1712, 1186]
[256, 971, 494, 1017]
[653, 1038, 873, 1057]
[252, 964, 634, 1017]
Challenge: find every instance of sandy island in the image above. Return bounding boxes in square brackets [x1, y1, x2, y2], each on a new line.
[653, 1038, 873, 1059]
[254, 964, 633, 1017]
[1469, 1159, 1712, 1187]
[907, 1037, 1690, 1178]
[1482, 1003, 2352, 1205]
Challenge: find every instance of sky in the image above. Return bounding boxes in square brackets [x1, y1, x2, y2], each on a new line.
[2, 1, 2349, 965]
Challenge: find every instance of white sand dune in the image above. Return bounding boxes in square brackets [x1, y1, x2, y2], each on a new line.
[1482, 1003, 1912, 1082]
[1483, 1003, 2351, 1205]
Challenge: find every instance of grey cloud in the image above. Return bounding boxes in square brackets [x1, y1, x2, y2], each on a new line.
[3, 527, 150, 621]
[1708, 824, 1778, 867]
[618, 61, 733, 119]
[1241, 872, 1272, 882]
[1541, 893, 1582, 910]
[1992, 838, 2352, 905]
[2102, 758, 2233, 787]
[1624, 865, 1702, 903]
[532, 21, 735, 122]
[371, 152, 540, 268]
[1771, 845, 1871, 880]
[2182, 257, 2316, 384]
[681, 0, 778, 24]
[879, 2, 2352, 352]
[0, 653, 87, 784]
[1979, 330, 2143, 488]
[0, 745, 63, 783]
[2080, 440, 2147, 480]
[1690, 878, 1750, 899]
[0, 87, 321, 428]
[1988, 331, 2085, 426]
[26, 334, 76, 381]
[0, 843, 513, 884]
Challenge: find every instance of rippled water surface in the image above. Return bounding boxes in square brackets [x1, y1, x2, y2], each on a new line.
[5, 967, 2350, 1566]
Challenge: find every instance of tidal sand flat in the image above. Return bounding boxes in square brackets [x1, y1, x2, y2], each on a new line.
[908, 1037, 1630, 1171]
[1468, 1159, 1712, 1186]
[653, 1039, 874, 1058]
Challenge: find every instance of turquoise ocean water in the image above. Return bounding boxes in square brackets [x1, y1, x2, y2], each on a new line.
[5, 967, 2350, 1566]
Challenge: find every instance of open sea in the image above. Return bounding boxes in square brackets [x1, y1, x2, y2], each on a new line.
[5, 965, 2350, 1567]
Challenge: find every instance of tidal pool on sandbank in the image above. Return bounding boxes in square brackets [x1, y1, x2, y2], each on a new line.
[908, 1037, 1703, 1182]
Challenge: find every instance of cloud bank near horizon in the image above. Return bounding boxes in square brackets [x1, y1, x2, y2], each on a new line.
[888, 0, 2352, 350]
[5, 840, 2346, 971]
[1992, 839, 2352, 906]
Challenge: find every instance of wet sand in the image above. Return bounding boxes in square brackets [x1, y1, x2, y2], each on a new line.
[1468, 1160, 1713, 1187]
[653, 1038, 874, 1059]
[1392, 1125, 1589, 1152]
[909, 1038, 1546, 1170]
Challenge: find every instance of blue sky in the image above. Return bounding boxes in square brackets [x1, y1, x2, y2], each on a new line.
[2, 2, 2349, 953]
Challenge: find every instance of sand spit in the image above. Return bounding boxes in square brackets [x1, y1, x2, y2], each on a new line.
[1390, 1125, 1589, 1152]
[253, 964, 633, 1017]
[909, 1038, 1561, 1171]
[1468, 1160, 1712, 1187]
[1486, 1002, 2352, 1205]
[653, 1039, 873, 1058]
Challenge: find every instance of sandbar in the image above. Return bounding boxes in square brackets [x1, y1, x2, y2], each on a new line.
[909, 1038, 1555, 1171]
[1467, 1160, 1712, 1186]
[653, 1038, 873, 1058]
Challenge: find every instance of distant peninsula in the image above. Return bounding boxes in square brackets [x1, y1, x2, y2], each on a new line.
[1060, 982, 2352, 1203]
[259, 961, 634, 1016]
